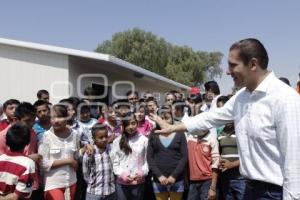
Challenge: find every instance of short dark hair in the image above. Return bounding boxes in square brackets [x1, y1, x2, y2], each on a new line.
[126, 90, 139, 97]
[91, 123, 107, 138]
[37, 89, 49, 99]
[14, 102, 36, 120]
[60, 98, 78, 113]
[115, 99, 131, 109]
[6, 123, 31, 152]
[3, 99, 20, 110]
[67, 97, 81, 108]
[230, 38, 269, 69]
[204, 81, 220, 95]
[279, 77, 290, 86]
[145, 97, 158, 105]
[33, 100, 50, 108]
[172, 100, 185, 112]
[52, 104, 68, 118]
[77, 100, 90, 113]
[217, 96, 230, 105]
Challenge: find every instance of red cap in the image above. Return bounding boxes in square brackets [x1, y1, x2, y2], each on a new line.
[189, 87, 200, 94]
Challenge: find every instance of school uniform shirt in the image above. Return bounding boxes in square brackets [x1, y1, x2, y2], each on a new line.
[0, 125, 39, 190]
[104, 120, 122, 139]
[0, 152, 36, 199]
[218, 131, 241, 178]
[33, 121, 50, 143]
[78, 118, 98, 146]
[38, 128, 80, 191]
[82, 146, 115, 196]
[182, 72, 300, 199]
[186, 130, 219, 181]
[110, 134, 148, 185]
[0, 118, 10, 132]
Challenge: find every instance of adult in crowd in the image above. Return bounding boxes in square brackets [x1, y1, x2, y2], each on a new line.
[153, 38, 300, 200]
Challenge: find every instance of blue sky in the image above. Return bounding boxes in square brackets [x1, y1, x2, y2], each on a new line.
[1, 0, 299, 94]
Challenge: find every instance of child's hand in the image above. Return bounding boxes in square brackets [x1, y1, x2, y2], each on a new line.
[28, 153, 42, 163]
[134, 173, 143, 181]
[158, 176, 168, 185]
[85, 144, 95, 155]
[208, 186, 217, 200]
[167, 176, 176, 184]
[68, 159, 78, 170]
[219, 159, 233, 170]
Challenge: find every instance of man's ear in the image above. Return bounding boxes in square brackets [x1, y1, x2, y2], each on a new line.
[249, 58, 259, 71]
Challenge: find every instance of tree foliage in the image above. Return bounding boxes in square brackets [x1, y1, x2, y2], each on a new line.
[95, 28, 223, 86]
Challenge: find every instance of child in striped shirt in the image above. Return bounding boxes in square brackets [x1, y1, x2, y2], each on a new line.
[0, 123, 36, 200]
[82, 123, 116, 200]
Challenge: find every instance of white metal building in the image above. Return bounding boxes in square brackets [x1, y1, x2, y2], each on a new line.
[0, 38, 190, 104]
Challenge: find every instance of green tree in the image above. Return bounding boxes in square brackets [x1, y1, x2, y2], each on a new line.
[95, 28, 223, 86]
[96, 28, 170, 75]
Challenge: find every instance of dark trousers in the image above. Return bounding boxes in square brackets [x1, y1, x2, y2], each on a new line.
[116, 183, 145, 200]
[219, 176, 246, 200]
[187, 180, 211, 200]
[243, 180, 283, 200]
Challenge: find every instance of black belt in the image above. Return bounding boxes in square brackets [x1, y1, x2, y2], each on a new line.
[246, 179, 282, 189]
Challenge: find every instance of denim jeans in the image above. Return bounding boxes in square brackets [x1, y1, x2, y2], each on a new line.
[243, 180, 283, 200]
[219, 176, 246, 200]
[187, 179, 211, 200]
[116, 183, 145, 200]
[85, 193, 116, 200]
[152, 180, 185, 193]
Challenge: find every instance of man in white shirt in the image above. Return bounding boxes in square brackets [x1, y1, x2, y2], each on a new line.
[153, 38, 300, 200]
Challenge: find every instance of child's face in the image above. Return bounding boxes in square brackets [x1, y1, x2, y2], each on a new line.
[127, 93, 139, 105]
[36, 104, 50, 121]
[118, 106, 130, 117]
[67, 104, 76, 120]
[80, 110, 91, 122]
[125, 118, 138, 135]
[217, 102, 225, 108]
[5, 104, 18, 120]
[161, 113, 173, 125]
[165, 94, 175, 105]
[146, 101, 157, 114]
[51, 111, 67, 130]
[19, 115, 36, 129]
[135, 107, 145, 122]
[107, 107, 116, 121]
[93, 130, 108, 149]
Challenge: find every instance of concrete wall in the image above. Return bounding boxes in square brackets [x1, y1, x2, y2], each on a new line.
[0, 44, 69, 104]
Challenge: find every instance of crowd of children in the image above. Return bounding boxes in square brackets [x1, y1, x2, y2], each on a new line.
[0, 78, 298, 200]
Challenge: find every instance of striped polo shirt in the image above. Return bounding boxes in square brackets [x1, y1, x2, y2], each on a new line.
[0, 151, 36, 199]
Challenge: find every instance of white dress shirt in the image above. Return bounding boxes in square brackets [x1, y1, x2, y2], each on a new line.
[182, 72, 300, 200]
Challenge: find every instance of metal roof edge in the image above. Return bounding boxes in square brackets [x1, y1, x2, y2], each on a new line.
[0, 37, 190, 90]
